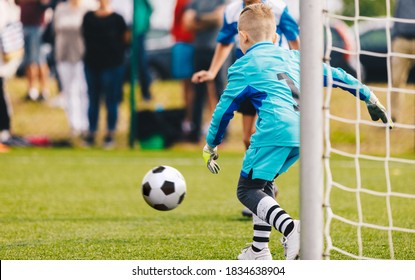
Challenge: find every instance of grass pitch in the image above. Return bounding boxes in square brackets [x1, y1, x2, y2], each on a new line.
[1, 148, 414, 260]
[1, 78, 414, 260]
[0, 148, 282, 260]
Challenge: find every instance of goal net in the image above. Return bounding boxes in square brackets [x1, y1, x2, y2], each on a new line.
[321, 0, 415, 259]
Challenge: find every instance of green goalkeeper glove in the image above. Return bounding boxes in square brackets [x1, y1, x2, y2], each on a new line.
[366, 92, 394, 129]
[203, 144, 220, 174]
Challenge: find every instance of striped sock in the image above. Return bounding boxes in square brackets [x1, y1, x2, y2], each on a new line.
[251, 214, 272, 251]
[256, 196, 294, 237]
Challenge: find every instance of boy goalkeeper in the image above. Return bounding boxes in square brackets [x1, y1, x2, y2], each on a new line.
[202, 3, 393, 260]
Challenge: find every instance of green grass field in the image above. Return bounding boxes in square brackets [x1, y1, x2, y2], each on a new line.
[1, 148, 414, 260]
[1, 78, 414, 260]
[0, 148, 289, 260]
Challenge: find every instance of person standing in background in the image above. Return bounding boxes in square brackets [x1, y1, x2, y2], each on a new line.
[183, 0, 226, 143]
[54, 0, 90, 139]
[110, 0, 133, 27]
[391, 0, 415, 123]
[0, 0, 24, 150]
[81, 0, 128, 148]
[16, 0, 52, 102]
[171, 0, 195, 138]
[43, 0, 65, 105]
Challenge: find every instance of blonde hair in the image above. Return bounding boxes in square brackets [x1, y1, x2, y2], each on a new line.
[244, 0, 262, 6]
[238, 3, 276, 43]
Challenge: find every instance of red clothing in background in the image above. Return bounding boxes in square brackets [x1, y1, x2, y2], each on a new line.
[18, 2, 47, 26]
[171, 0, 194, 43]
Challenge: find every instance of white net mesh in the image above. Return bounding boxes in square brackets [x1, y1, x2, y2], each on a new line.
[322, 0, 415, 259]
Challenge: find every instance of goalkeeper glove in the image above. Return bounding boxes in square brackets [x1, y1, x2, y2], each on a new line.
[202, 144, 220, 174]
[366, 92, 394, 129]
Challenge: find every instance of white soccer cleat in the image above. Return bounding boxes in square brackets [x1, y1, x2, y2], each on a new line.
[280, 220, 300, 260]
[237, 244, 272, 260]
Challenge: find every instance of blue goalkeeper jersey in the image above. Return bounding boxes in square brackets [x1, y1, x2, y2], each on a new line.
[217, 0, 299, 57]
[206, 42, 372, 148]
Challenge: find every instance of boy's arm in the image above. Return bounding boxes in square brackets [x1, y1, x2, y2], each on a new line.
[288, 38, 300, 50]
[324, 64, 394, 129]
[279, 7, 300, 50]
[203, 69, 246, 173]
[323, 64, 371, 100]
[202, 85, 236, 174]
[205, 87, 238, 148]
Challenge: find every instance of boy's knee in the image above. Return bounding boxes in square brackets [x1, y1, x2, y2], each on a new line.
[236, 178, 248, 204]
[237, 175, 270, 207]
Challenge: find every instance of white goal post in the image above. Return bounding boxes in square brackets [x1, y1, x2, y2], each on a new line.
[299, 0, 324, 260]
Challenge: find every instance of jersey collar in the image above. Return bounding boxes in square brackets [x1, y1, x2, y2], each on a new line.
[245, 41, 274, 54]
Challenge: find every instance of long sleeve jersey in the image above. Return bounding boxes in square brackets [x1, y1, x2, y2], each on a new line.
[206, 42, 372, 148]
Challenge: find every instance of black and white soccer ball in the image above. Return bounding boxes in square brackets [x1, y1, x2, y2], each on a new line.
[141, 165, 186, 211]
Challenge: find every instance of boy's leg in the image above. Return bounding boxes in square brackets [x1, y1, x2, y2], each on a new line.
[237, 177, 273, 260]
[237, 176, 294, 237]
[237, 146, 301, 259]
[239, 100, 257, 216]
[237, 176, 300, 260]
[251, 214, 272, 251]
[238, 213, 272, 260]
[248, 180, 274, 252]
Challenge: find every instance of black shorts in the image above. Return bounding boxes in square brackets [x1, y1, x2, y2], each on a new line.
[237, 99, 256, 116]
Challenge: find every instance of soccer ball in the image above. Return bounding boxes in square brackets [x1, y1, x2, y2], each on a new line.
[141, 165, 186, 211]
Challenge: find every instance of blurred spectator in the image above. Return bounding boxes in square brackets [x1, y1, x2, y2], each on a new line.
[110, 0, 133, 88]
[16, 0, 52, 101]
[0, 0, 25, 149]
[44, 0, 65, 87]
[110, 0, 132, 26]
[391, 0, 415, 123]
[0, 75, 11, 151]
[111, 0, 152, 101]
[171, 0, 195, 138]
[134, 0, 153, 101]
[81, 0, 128, 148]
[183, 0, 226, 143]
[53, 0, 90, 138]
[41, 0, 67, 109]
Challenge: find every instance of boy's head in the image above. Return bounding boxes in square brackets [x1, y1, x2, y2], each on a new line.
[238, 3, 277, 54]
